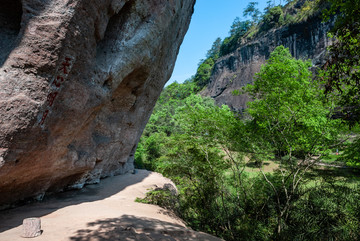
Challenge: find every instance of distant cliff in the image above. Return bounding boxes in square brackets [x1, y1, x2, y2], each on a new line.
[202, 7, 333, 112]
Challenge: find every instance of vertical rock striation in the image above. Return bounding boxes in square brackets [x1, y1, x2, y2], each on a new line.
[202, 15, 333, 112]
[0, 0, 195, 208]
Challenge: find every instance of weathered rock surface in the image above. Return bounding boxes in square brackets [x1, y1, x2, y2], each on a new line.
[202, 15, 334, 112]
[0, 0, 195, 208]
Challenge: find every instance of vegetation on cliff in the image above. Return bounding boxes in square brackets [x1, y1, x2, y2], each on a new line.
[136, 0, 360, 240]
[190, 0, 330, 91]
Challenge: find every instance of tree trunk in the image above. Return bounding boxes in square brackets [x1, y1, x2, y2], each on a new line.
[22, 218, 42, 238]
[277, 215, 282, 236]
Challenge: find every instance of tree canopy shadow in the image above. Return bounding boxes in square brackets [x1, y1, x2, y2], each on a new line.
[69, 214, 221, 241]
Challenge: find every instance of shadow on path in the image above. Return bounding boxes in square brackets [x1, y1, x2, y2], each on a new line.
[0, 170, 150, 233]
[70, 214, 220, 241]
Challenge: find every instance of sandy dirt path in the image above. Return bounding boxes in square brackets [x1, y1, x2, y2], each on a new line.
[0, 170, 222, 241]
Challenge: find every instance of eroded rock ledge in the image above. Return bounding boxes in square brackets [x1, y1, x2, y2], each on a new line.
[0, 0, 195, 208]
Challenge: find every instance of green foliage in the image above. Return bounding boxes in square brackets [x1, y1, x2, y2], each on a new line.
[230, 18, 250, 36]
[321, 0, 360, 126]
[137, 79, 199, 170]
[136, 189, 179, 211]
[319, 0, 360, 167]
[284, 14, 295, 25]
[134, 6, 360, 240]
[193, 37, 224, 89]
[243, 2, 261, 24]
[218, 0, 327, 58]
[134, 141, 146, 169]
[144, 80, 196, 137]
[286, 183, 360, 240]
[194, 58, 215, 89]
[139, 93, 248, 238]
[217, 0, 328, 52]
[261, 6, 284, 31]
[136, 89, 357, 241]
[231, 89, 241, 96]
[244, 45, 340, 159]
[206, 37, 222, 60]
[322, 0, 358, 27]
[219, 19, 251, 57]
[135, 132, 166, 170]
[153, 96, 247, 238]
[340, 137, 360, 168]
[292, 0, 324, 23]
[157, 79, 198, 105]
[240, 46, 343, 237]
[219, 36, 237, 57]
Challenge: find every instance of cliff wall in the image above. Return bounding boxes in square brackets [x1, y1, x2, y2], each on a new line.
[202, 15, 333, 112]
[0, 0, 195, 208]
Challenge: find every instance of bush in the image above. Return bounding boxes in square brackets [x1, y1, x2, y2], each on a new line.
[219, 19, 251, 57]
[134, 142, 146, 169]
[194, 58, 215, 89]
[284, 14, 296, 25]
[261, 6, 284, 31]
[136, 189, 179, 211]
[285, 183, 360, 240]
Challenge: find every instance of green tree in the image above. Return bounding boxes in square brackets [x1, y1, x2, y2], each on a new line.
[321, 0, 360, 125]
[320, 0, 360, 167]
[261, 6, 284, 31]
[243, 2, 261, 24]
[137, 48, 355, 239]
[156, 94, 242, 238]
[243, 45, 341, 236]
[229, 17, 251, 36]
[194, 58, 215, 89]
[265, 0, 274, 12]
[219, 18, 251, 57]
[136, 79, 199, 170]
[206, 37, 222, 60]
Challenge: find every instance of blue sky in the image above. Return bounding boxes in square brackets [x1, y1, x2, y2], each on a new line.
[167, 0, 271, 85]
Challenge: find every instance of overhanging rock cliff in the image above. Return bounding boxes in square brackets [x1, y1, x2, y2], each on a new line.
[202, 15, 334, 112]
[0, 0, 195, 208]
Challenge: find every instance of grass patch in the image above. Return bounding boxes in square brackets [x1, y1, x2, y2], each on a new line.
[229, 157, 360, 188]
[244, 160, 279, 173]
[244, 25, 260, 40]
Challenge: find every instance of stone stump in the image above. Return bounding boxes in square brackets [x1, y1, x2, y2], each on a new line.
[22, 218, 42, 238]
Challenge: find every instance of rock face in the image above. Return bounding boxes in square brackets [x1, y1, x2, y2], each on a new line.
[0, 0, 195, 208]
[202, 15, 334, 112]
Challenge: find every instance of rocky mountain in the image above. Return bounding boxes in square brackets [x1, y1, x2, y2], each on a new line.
[0, 0, 195, 208]
[202, 3, 334, 112]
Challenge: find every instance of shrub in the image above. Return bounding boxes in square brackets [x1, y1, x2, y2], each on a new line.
[261, 6, 284, 31]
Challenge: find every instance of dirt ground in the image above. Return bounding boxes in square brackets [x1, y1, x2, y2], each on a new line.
[0, 170, 222, 241]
